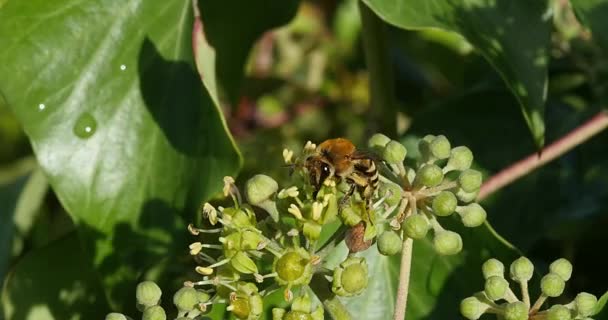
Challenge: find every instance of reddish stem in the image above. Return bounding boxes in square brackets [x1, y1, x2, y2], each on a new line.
[478, 111, 608, 201]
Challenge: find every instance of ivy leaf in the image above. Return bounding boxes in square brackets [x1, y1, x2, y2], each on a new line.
[0, 0, 240, 311]
[362, 0, 551, 148]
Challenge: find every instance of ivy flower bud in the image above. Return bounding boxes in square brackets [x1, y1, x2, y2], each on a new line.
[403, 214, 430, 239]
[105, 313, 130, 320]
[383, 140, 407, 164]
[173, 287, 198, 313]
[430, 135, 451, 159]
[332, 257, 368, 297]
[458, 169, 483, 193]
[484, 276, 509, 301]
[246, 174, 280, 222]
[550, 258, 573, 281]
[283, 148, 294, 164]
[368, 133, 391, 153]
[509, 257, 534, 283]
[222, 207, 256, 229]
[142, 305, 166, 320]
[377, 231, 403, 256]
[547, 304, 572, 320]
[303, 221, 322, 241]
[504, 301, 529, 320]
[418, 135, 436, 159]
[291, 294, 312, 313]
[415, 164, 444, 187]
[231, 251, 259, 274]
[379, 182, 403, 207]
[455, 188, 479, 203]
[574, 292, 597, 317]
[273, 248, 313, 286]
[460, 296, 490, 320]
[241, 230, 264, 251]
[457, 203, 487, 227]
[432, 191, 457, 216]
[136, 281, 162, 310]
[482, 259, 505, 279]
[278, 186, 299, 199]
[541, 273, 565, 297]
[433, 230, 463, 255]
[229, 282, 263, 320]
[446, 146, 473, 172]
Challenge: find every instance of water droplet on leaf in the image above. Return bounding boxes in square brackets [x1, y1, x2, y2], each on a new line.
[73, 113, 97, 139]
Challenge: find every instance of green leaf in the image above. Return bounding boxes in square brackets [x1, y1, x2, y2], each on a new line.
[196, 0, 299, 103]
[571, 0, 608, 50]
[2, 233, 109, 320]
[0, 0, 241, 311]
[362, 0, 551, 148]
[594, 290, 608, 318]
[336, 222, 518, 319]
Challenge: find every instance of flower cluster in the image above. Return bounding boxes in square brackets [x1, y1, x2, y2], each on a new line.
[461, 257, 599, 320]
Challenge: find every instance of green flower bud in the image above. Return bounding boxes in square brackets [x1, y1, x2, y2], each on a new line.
[458, 169, 483, 193]
[430, 135, 451, 159]
[105, 313, 130, 320]
[541, 273, 566, 297]
[433, 230, 463, 255]
[509, 257, 534, 283]
[339, 204, 363, 227]
[455, 188, 479, 203]
[383, 140, 407, 164]
[415, 164, 444, 187]
[245, 174, 280, 222]
[482, 259, 505, 279]
[241, 230, 264, 251]
[231, 251, 259, 274]
[273, 248, 313, 286]
[197, 290, 211, 303]
[332, 257, 368, 296]
[136, 281, 162, 310]
[368, 133, 391, 153]
[142, 305, 166, 320]
[173, 287, 198, 313]
[484, 276, 509, 301]
[230, 282, 263, 320]
[291, 294, 312, 313]
[446, 146, 473, 171]
[550, 258, 573, 281]
[574, 292, 597, 317]
[273, 308, 286, 320]
[460, 296, 489, 320]
[547, 305, 572, 320]
[418, 135, 436, 159]
[377, 231, 403, 256]
[379, 182, 404, 207]
[457, 203, 487, 227]
[303, 221, 322, 241]
[284, 311, 312, 320]
[222, 207, 257, 229]
[403, 214, 430, 239]
[432, 191, 457, 216]
[504, 301, 529, 320]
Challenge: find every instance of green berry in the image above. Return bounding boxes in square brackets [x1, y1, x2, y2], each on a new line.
[541, 273, 565, 297]
[173, 287, 198, 312]
[403, 214, 430, 239]
[484, 276, 509, 301]
[105, 314, 129, 320]
[458, 169, 483, 193]
[416, 164, 444, 187]
[332, 257, 368, 296]
[276, 252, 305, 281]
[547, 305, 572, 320]
[550, 258, 573, 281]
[503, 301, 528, 320]
[383, 140, 407, 164]
[482, 258, 505, 279]
[457, 203, 487, 227]
[432, 191, 457, 216]
[510, 256, 534, 283]
[377, 231, 403, 256]
[433, 230, 463, 255]
[429, 135, 451, 159]
[368, 133, 391, 153]
[245, 174, 278, 204]
[574, 292, 597, 317]
[460, 296, 488, 320]
[142, 305, 166, 320]
[446, 146, 473, 171]
[136, 281, 162, 309]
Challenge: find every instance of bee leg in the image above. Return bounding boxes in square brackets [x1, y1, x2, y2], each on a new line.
[338, 184, 356, 211]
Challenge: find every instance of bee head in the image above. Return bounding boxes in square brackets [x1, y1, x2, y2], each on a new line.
[304, 156, 334, 191]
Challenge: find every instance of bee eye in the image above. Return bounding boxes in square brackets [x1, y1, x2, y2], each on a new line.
[321, 163, 330, 174]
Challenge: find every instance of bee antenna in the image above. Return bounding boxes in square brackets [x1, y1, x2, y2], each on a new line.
[282, 163, 299, 177]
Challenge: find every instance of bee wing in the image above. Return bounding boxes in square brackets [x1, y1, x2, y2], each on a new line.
[350, 149, 380, 161]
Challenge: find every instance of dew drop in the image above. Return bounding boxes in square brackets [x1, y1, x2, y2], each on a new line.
[73, 113, 97, 139]
[38, 103, 46, 111]
[120, 64, 127, 71]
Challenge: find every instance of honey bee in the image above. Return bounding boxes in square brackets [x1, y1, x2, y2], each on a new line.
[304, 138, 379, 206]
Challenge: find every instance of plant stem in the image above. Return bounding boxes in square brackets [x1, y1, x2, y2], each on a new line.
[324, 295, 353, 320]
[393, 237, 413, 320]
[359, 1, 396, 137]
[478, 111, 608, 201]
